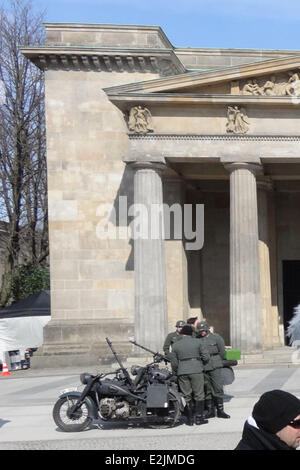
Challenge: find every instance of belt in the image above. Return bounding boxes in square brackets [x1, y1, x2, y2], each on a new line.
[180, 357, 201, 362]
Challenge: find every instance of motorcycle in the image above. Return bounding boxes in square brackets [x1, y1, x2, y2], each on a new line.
[52, 337, 185, 432]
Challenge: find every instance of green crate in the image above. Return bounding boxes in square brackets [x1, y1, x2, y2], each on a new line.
[225, 349, 241, 360]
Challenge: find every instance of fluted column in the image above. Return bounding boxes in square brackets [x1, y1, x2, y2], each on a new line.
[226, 163, 263, 353]
[131, 162, 168, 352]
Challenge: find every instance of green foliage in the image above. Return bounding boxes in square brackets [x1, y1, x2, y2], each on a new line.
[10, 263, 50, 301]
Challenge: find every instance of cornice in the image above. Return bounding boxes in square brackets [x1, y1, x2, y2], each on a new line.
[20, 46, 186, 75]
[106, 93, 300, 109]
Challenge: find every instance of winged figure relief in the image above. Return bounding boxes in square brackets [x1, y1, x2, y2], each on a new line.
[226, 105, 249, 134]
[128, 106, 154, 134]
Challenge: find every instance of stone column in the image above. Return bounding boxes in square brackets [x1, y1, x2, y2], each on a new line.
[131, 162, 168, 352]
[226, 163, 263, 353]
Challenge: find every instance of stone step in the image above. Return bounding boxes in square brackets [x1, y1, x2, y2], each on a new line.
[238, 346, 300, 367]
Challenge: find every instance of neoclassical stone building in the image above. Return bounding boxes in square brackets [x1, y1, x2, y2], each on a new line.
[22, 24, 300, 366]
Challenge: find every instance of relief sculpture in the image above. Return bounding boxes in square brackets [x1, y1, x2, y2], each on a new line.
[241, 71, 300, 96]
[285, 72, 300, 96]
[128, 105, 154, 134]
[226, 105, 250, 134]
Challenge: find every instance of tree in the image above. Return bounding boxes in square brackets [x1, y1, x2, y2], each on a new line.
[0, 0, 48, 305]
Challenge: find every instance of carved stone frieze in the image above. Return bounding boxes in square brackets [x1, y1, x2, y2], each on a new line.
[226, 105, 250, 134]
[128, 106, 154, 134]
[240, 70, 300, 96]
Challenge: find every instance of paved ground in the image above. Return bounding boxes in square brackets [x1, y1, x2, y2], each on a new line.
[0, 365, 300, 450]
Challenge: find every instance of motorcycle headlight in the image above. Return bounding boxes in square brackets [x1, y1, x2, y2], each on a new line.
[80, 373, 92, 385]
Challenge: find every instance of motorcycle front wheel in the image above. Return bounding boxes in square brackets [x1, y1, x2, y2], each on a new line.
[53, 396, 92, 432]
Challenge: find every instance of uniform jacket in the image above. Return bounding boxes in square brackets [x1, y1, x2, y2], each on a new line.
[198, 332, 225, 371]
[163, 330, 181, 354]
[171, 336, 210, 376]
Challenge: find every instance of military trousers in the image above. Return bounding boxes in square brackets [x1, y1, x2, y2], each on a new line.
[204, 368, 224, 400]
[178, 373, 205, 403]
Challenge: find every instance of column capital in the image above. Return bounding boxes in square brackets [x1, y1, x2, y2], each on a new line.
[128, 160, 167, 174]
[223, 162, 263, 176]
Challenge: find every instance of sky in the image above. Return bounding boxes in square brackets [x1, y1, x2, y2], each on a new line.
[8, 0, 300, 51]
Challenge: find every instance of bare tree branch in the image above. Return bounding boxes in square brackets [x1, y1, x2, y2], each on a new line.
[0, 0, 48, 305]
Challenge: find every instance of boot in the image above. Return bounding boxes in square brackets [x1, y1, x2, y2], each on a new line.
[215, 398, 230, 419]
[204, 399, 215, 419]
[185, 401, 194, 426]
[194, 401, 208, 425]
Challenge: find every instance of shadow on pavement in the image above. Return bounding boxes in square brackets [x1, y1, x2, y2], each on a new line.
[0, 419, 10, 428]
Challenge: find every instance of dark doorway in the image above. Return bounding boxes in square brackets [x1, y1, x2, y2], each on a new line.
[282, 260, 300, 345]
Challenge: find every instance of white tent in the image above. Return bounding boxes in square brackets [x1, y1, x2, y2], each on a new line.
[0, 290, 50, 366]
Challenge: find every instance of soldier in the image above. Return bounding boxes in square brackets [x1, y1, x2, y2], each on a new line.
[196, 320, 230, 419]
[186, 317, 199, 336]
[163, 320, 185, 374]
[163, 320, 185, 357]
[172, 325, 210, 426]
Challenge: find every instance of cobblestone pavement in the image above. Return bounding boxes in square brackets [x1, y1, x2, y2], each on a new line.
[0, 365, 300, 450]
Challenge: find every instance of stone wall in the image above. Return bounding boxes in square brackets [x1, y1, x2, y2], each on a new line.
[43, 67, 162, 360]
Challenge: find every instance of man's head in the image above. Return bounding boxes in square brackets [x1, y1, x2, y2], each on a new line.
[180, 325, 193, 337]
[186, 317, 198, 328]
[196, 321, 210, 337]
[175, 320, 185, 332]
[252, 389, 300, 448]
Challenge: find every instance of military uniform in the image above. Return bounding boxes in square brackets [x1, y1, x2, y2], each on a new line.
[197, 321, 230, 419]
[172, 326, 210, 425]
[163, 321, 185, 368]
[163, 330, 182, 356]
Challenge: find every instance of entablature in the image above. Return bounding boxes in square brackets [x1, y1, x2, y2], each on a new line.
[126, 134, 300, 164]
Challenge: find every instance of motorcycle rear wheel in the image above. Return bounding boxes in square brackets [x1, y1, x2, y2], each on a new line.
[147, 399, 181, 429]
[53, 396, 92, 432]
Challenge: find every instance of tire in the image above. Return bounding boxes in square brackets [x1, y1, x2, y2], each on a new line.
[148, 399, 181, 429]
[53, 396, 92, 432]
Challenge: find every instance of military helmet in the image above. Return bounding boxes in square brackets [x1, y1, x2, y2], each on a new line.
[175, 320, 185, 328]
[197, 320, 210, 331]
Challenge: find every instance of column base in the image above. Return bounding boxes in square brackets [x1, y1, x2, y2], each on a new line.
[30, 318, 134, 369]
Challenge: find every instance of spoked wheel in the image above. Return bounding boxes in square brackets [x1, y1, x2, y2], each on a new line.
[53, 396, 92, 432]
[147, 399, 181, 429]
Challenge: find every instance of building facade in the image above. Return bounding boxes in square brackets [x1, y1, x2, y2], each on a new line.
[22, 24, 300, 366]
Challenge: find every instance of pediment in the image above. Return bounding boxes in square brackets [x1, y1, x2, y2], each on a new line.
[105, 54, 300, 97]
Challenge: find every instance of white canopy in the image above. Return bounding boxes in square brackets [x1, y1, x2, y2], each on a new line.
[0, 315, 50, 358]
[0, 290, 50, 360]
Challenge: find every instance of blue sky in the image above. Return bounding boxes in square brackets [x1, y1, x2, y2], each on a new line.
[16, 0, 300, 50]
